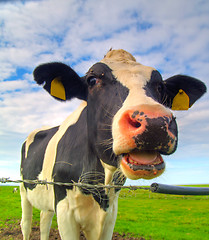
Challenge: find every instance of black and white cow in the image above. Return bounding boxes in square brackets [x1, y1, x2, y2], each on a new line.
[20, 49, 206, 240]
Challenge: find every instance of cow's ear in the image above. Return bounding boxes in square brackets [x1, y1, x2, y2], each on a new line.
[33, 62, 87, 101]
[163, 75, 207, 110]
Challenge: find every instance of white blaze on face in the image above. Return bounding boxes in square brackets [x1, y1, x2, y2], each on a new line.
[101, 49, 171, 155]
[101, 50, 156, 108]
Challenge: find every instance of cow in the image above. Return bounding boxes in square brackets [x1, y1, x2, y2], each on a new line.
[13, 187, 18, 193]
[20, 49, 206, 240]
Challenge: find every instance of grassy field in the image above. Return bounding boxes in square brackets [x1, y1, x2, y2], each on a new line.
[0, 185, 209, 239]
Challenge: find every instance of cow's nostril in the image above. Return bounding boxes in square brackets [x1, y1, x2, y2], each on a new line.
[168, 117, 178, 136]
[128, 117, 142, 128]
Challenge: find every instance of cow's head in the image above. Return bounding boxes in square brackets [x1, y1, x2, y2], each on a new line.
[33, 49, 206, 180]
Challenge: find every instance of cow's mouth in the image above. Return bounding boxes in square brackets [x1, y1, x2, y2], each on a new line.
[120, 151, 165, 180]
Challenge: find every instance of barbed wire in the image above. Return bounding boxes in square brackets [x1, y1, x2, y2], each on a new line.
[0, 177, 150, 191]
[1, 177, 209, 195]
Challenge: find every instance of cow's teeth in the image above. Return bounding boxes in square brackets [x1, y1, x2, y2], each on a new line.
[129, 159, 137, 164]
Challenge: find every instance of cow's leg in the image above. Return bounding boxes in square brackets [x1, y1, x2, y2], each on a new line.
[84, 203, 118, 240]
[20, 184, 33, 240]
[99, 204, 118, 240]
[57, 213, 80, 240]
[56, 199, 80, 240]
[40, 210, 54, 240]
[84, 216, 117, 240]
[89, 195, 118, 240]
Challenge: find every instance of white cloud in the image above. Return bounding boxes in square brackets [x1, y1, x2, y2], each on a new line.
[0, 90, 81, 134]
[0, 0, 209, 184]
[1, 0, 209, 76]
[0, 79, 30, 92]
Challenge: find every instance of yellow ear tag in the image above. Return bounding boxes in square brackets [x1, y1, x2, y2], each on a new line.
[172, 89, 189, 110]
[50, 77, 66, 100]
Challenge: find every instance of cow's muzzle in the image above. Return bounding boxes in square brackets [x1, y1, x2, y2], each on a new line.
[112, 104, 178, 180]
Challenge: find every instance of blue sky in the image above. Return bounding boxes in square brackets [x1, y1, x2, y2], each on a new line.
[0, 0, 209, 186]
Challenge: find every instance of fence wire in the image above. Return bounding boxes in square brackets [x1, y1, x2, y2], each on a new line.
[0, 177, 150, 191]
[1, 177, 209, 195]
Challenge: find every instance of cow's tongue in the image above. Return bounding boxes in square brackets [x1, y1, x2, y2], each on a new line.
[125, 151, 160, 165]
[121, 151, 165, 180]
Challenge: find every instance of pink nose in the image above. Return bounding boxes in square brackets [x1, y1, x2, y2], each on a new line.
[118, 104, 177, 152]
[119, 104, 172, 131]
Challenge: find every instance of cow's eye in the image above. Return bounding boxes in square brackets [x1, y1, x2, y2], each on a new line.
[87, 77, 98, 87]
[157, 83, 163, 94]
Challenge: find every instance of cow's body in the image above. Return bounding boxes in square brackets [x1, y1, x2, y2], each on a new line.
[21, 102, 119, 239]
[20, 49, 206, 240]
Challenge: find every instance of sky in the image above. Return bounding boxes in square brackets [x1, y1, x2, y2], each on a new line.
[0, 0, 209, 186]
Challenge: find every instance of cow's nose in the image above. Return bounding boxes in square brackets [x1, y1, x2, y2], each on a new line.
[119, 104, 175, 137]
[113, 104, 178, 156]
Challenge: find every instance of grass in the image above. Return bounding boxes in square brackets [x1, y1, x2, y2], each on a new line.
[0, 185, 209, 239]
[116, 187, 209, 239]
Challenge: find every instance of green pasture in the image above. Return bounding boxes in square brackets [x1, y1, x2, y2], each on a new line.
[0, 185, 209, 239]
